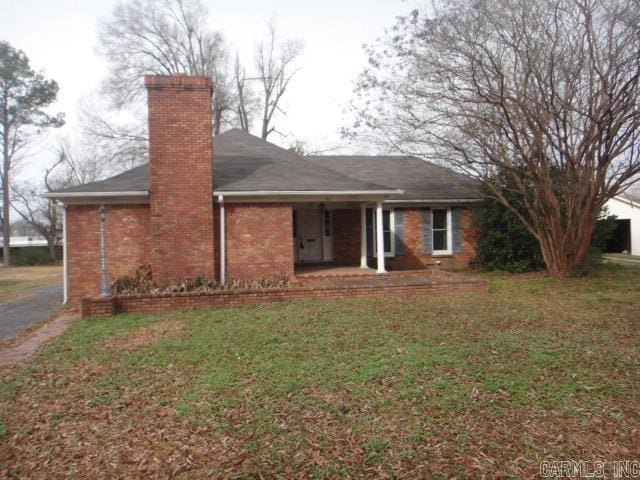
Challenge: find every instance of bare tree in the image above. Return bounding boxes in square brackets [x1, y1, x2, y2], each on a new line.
[211, 54, 238, 135]
[97, 0, 233, 134]
[77, 96, 148, 171]
[1, 41, 63, 266]
[52, 138, 121, 186]
[254, 21, 304, 139]
[235, 54, 253, 132]
[352, 0, 640, 277]
[11, 137, 119, 262]
[12, 154, 67, 261]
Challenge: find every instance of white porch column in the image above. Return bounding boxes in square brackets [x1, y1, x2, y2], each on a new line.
[360, 204, 368, 268]
[375, 202, 386, 273]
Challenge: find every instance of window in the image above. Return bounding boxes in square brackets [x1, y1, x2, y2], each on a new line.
[432, 208, 451, 254]
[292, 211, 297, 238]
[371, 208, 395, 257]
[323, 210, 332, 236]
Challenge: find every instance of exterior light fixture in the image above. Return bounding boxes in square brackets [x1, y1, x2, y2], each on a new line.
[99, 205, 111, 298]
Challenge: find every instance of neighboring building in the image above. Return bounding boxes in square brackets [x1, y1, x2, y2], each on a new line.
[45, 75, 481, 304]
[0, 236, 48, 249]
[0, 222, 49, 258]
[604, 194, 640, 256]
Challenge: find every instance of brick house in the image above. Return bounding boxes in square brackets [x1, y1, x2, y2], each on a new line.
[45, 75, 481, 304]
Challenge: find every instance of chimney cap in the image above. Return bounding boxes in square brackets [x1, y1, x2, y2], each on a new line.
[144, 74, 212, 90]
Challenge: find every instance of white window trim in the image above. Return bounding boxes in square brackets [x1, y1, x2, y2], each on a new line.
[372, 208, 395, 258]
[432, 208, 452, 256]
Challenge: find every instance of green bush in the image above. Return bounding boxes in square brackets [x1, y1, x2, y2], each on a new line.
[2, 246, 61, 266]
[471, 191, 545, 273]
[472, 184, 617, 274]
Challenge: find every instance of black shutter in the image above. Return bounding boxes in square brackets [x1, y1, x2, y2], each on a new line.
[394, 209, 405, 255]
[421, 208, 432, 254]
[452, 208, 463, 253]
[366, 208, 374, 256]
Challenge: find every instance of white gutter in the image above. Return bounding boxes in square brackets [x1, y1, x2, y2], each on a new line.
[218, 195, 226, 284]
[40, 191, 149, 199]
[213, 189, 403, 196]
[384, 198, 482, 203]
[62, 204, 68, 304]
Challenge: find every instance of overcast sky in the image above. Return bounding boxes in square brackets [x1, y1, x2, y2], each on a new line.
[1, 0, 417, 182]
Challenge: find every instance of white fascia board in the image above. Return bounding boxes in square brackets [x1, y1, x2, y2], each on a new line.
[41, 191, 150, 205]
[384, 198, 482, 204]
[213, 190, 404, 203]
[214, 190, 403, 196]
[40, 191, 149, 199]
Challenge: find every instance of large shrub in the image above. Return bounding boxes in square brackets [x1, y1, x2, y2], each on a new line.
[472, 186, 617, 273]
[2, 246, 61, 266]
[471, 194, 545, 273]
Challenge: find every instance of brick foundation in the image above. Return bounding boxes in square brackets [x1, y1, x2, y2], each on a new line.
[80, 276, 487, 318]
[81, 297, 116, 317]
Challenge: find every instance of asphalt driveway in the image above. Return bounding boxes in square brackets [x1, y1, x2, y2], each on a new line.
[603, 254, 640, 267]
[0, 284, 63, 339]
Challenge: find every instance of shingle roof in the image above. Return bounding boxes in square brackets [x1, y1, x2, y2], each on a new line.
[54, 164, 149, 194]
[212, 130, 392, 192]
[49, 129, 480, 201]
[305, 155, 479, 201]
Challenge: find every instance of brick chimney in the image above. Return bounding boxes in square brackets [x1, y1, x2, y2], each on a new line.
[145, 75, 215, 282]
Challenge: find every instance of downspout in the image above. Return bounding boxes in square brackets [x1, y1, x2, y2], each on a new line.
[218, 195, 226, 284]
[62, 203, 68, 304]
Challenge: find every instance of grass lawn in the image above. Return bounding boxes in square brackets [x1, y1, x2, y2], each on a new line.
[0, 265, 62, 301]
[1, 266, 639, 478]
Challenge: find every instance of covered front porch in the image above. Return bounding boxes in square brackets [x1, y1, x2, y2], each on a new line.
[294, 263, 474, 290]
[292, 201, 392, 275]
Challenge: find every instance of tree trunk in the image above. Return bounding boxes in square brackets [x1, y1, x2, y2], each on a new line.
[537, 214, 597, 278]
[213, 108, 222, 136]
[47, 238, 57, 262]
[2, 111, 10, 267]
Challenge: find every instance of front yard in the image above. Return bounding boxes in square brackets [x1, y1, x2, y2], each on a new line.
[1, 266, 638, 478]
[0, 265, 62, 302]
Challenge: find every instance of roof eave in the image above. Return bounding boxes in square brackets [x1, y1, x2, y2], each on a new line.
[41, 191, 150, 204]
[214, 189, 403, 196]
[384, 198, 482, 204]
[214, 189, 404, 203]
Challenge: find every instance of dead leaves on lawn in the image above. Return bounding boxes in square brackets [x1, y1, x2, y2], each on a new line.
[101, 319, 187, 351]
[1, 270, 640, 478]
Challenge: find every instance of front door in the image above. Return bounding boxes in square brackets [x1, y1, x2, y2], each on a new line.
[297, 209, 323, 262]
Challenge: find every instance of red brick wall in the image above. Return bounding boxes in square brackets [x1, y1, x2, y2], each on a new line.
[387, 208, 476, 270]
[146, 75, 215, 281]
[225, 203, 294, 281]
[67, 204, 151, 302]
[332, 209, 361, 265]
[81, 278, 488, 317]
